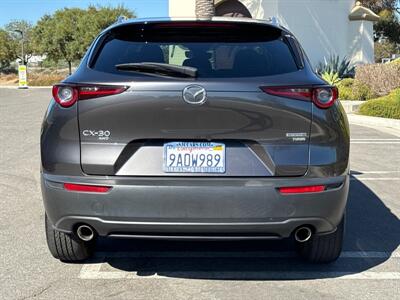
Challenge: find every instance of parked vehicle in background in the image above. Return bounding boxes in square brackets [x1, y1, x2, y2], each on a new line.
[41, 17, 350, 263]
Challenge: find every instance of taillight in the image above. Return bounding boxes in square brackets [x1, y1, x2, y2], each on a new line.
[52, 84, 128, 108]
[260, 86, 337, 109]
[312, 86, 338, 108]
[261, 87, 311, 101]
[52, 85, 78, 107]
[278, 185, 326, 194]
[78, 86, 128, 100]
[64, 183, 112, 193]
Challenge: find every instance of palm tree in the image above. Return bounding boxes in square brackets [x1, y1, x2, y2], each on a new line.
[195, 0, 215, 18]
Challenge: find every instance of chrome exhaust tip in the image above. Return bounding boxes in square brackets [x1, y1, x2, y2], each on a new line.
[294, 226, 312, 243]
[76, 224, 95, 242]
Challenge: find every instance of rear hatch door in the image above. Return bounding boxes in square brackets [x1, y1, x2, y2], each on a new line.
[76, 21, 313, 176]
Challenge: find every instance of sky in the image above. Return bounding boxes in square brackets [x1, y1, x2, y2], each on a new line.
[0, 0, 168, 27]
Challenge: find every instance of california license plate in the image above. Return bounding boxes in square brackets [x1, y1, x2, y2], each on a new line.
[163, 142, 225, 173]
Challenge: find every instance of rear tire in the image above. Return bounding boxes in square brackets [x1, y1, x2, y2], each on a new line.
[45, 214, 94, 262]
[296, 216, 344, 263]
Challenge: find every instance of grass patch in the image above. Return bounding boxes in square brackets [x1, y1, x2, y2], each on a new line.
[28, 74, 66, 86]
[359, 88, 400, 119]
[0, 72, 66, 86]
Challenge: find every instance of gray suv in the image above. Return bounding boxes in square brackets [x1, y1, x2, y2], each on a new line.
[41, 17, 349, 263]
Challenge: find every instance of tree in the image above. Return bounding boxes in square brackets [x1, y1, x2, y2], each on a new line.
[362, 0, 400, 14]
[77, 6, 136, 61]
[195, 0, 215, 18]
[362, 0, 400, 44]
[32, 5, 135, 75]
[0, 29, 17, 69]
[374, 40, 397, 62]
[4, 20, 35, 65]
[362, 0, 400, 61]
[374, 9, 400, 45]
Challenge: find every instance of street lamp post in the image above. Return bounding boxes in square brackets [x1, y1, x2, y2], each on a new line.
[14, 29, 24, 65]
[14, 29, 28, 89]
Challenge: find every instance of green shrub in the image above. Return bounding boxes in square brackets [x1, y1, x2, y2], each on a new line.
[337, 78, 354, 100]
[355, 63, 400, 96]
[352, 81, 377, 100]
[316, 55, 355, 78]
[321, 71, 341, 85]
[337, 78, 377, 100]
[359, 88, 400, 119]
[389, 58, 400, 65]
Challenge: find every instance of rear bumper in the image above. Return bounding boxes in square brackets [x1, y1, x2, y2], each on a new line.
[42, 174, 349, 239]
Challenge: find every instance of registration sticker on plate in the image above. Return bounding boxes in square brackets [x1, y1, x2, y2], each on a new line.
[163, 142, 225, 173]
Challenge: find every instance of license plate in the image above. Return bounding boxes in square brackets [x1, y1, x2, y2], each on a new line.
[163, 142, 225, 173]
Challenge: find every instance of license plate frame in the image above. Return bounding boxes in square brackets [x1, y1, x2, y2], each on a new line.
[163, 141, 226, 173]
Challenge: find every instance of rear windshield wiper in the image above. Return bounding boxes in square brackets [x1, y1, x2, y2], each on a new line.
[115, 62, 198, 78]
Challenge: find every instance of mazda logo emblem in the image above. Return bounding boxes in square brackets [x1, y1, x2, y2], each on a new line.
[182, 85, 207, 105]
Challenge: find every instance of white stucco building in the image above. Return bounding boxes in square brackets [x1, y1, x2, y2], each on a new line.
[168, 0, 379, 67]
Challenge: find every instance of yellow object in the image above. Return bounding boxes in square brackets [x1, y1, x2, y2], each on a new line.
[18, 65, 28, 88]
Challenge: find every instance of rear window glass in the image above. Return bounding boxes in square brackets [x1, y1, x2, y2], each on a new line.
[91, 23, 299, 78]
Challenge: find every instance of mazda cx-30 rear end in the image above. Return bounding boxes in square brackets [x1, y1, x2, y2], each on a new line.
[41, 18, 349, 263]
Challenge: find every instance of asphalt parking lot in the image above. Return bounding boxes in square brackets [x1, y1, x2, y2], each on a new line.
[0, 88, 399, 300]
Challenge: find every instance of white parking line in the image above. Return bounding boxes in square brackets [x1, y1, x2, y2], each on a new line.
[351, 139, 400, 141]
[350, 177, 400, 181]
[351, 142, 400, 144]
[351, 171, 400, 174]
[79, 251, 400, 280]
[350, 138, 400, 144]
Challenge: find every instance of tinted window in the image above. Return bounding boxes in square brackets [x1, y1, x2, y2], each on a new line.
[91, 23, 299, 78]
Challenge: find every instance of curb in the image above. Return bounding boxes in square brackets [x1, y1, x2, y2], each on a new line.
[340, 100, 364, 114]
[0, 86, 52, 89]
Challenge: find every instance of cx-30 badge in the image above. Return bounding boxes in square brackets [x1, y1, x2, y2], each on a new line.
[182, 85, 207, 105]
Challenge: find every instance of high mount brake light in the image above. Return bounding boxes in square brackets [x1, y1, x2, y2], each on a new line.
[153, 22, 239, 29]
[52, 85, 128, 107]
[260, 86, 338, 109]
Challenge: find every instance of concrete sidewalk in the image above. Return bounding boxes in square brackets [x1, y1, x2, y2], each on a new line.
[340, 100, 364, 114]
[347, 114, 400, 137]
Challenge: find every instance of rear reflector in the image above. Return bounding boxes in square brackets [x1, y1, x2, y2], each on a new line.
[63, 183, 111, 193]
[278, 185, 326, 194]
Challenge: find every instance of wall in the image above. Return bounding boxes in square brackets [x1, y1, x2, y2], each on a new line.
[347, 20, 374, 64]
[168, 0, 375, 67]
[169, 0, 196, 17]
[249, 0, 356, 67]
